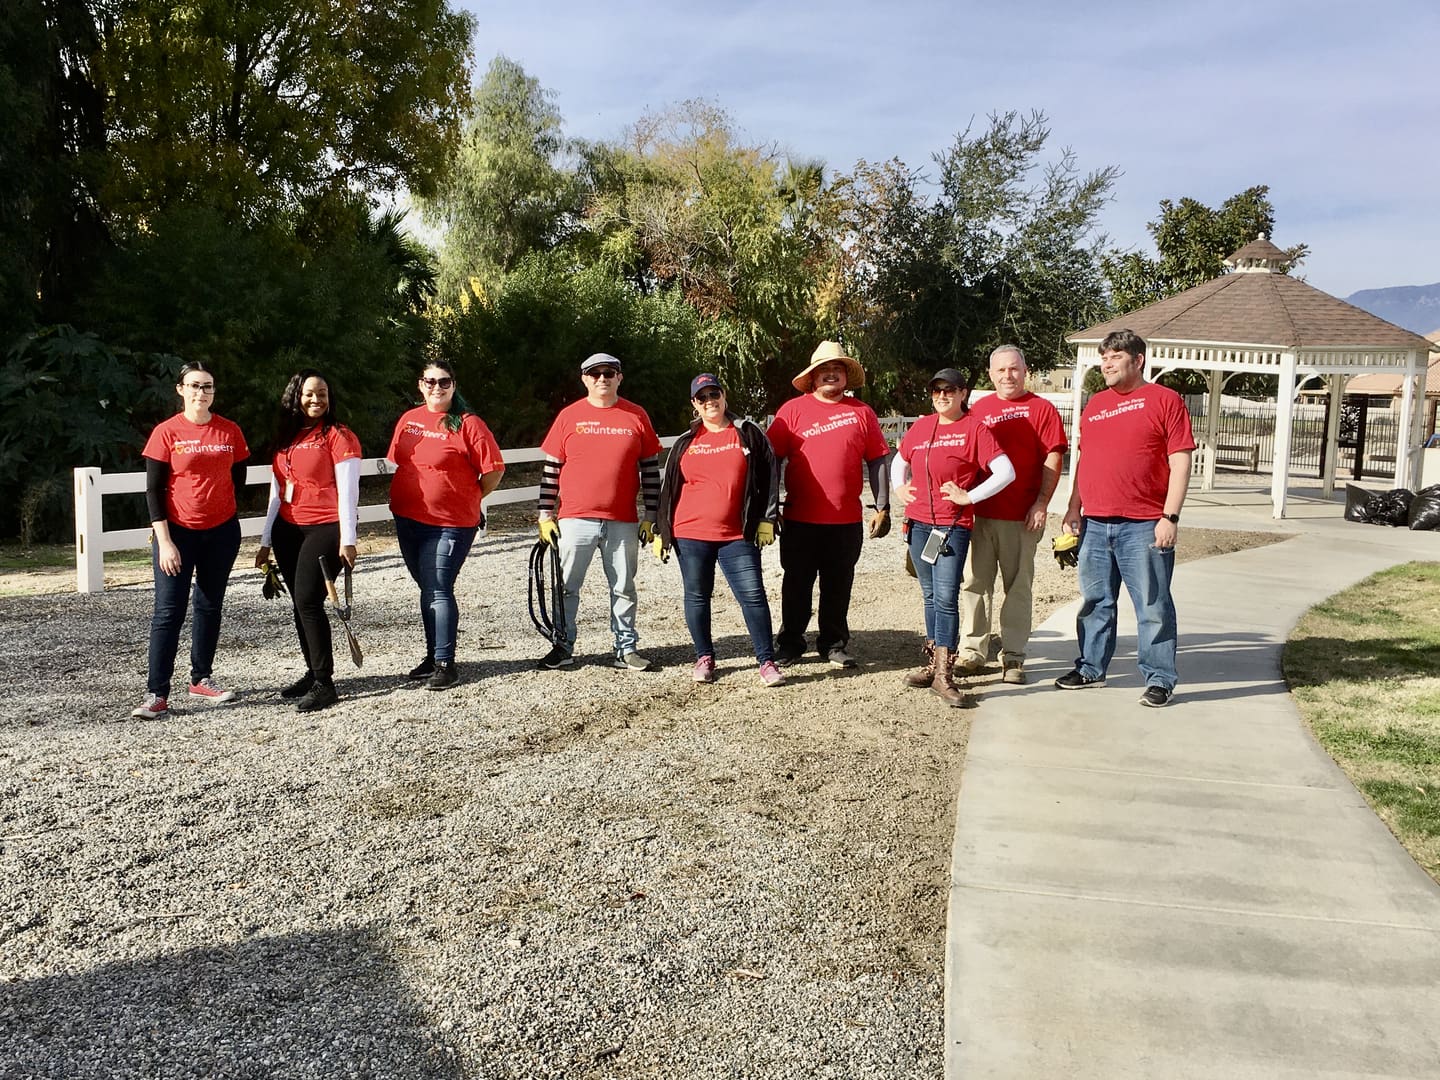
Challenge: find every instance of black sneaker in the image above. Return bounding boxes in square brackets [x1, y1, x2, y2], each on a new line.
[280, 673, 315, 699]
[1054, 668, 1105, 690]
[537, 645, 574, 670]
[773, 642, 805, 666]
[295, 680, 339, 713]
[407, 656, 435, 680]
[1139, 685, 1173, 708]
[426, 661, 459, 691]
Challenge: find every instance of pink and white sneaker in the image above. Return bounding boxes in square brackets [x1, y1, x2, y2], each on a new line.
[758, 661, 786, 687]
[692, 655, 717, 683]
[188, 678, 235, 704]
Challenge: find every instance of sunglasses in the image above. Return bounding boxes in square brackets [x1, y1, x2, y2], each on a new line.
[586, 368, 619, 379]
[931, 385, 960, 396]
[421, 377, 454, 389]
[694, 389, 723, 403]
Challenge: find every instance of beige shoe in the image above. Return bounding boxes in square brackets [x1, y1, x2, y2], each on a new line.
[953, 653, 987, 675]
[1002, 661, 1026, 685]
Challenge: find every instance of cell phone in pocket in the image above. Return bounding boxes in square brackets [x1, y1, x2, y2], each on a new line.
[920, 528, 946, 564]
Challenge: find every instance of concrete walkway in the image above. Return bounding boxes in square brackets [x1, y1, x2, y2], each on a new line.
[945, 491, 1440, 1079]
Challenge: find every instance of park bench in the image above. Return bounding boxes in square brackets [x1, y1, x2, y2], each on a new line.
[1213, 440, 1260, 472]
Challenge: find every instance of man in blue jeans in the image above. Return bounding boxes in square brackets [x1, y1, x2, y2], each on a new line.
[1057, 329, 1194, 707]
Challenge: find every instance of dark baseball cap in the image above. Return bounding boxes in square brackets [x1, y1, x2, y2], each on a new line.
[927, 367, 968, 390]
[690, 373, 723, 398]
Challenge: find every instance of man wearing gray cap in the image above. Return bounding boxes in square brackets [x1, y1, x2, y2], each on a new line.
[536, 353, 663, 671]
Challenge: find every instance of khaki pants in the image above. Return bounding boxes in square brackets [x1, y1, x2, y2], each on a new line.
[959, 516, 1042, 666]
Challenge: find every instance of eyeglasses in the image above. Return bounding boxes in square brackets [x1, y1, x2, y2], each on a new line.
[586, 369, 619, 379]
[182, 382, 215, 393]
[694, 389, 723, 403]
[931, 385, 960, 396]
[421, 377, 454, 389]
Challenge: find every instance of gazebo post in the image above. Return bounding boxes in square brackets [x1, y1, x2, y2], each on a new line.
[1396, 350, 1421, 489]
[1271, 352, 1298, 518]
[1202, 371, 1222, 492]
[1321, 374, 1345, 498]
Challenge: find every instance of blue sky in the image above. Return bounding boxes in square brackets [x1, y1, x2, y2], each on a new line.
[456, 0, 1439, 298]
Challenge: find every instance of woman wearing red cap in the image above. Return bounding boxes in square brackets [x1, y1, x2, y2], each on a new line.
[655, 373, 785, 686]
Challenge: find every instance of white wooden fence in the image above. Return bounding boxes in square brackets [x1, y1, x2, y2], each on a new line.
[72, 440, 679, 594]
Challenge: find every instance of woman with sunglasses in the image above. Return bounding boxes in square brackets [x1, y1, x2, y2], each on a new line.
[132, 362, 250, 720]
[387, 360, 505, 690]
[255, 369, 361, 713]
[655, 373, 785, 686]
[891, 368, 1015, 707]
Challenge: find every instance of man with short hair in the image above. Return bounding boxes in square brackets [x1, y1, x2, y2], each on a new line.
[536, 353, 662, 672]
[957, 345, 1068, 684]
[766, 341, 892, 668]
[1057, 329, 1194, 707]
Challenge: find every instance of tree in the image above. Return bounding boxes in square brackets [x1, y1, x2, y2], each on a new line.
[836, 111, 1116, 406]
[93, 0, 474, 231]
[1101, 185, 1309, 314]
[423, 55, 582, 302]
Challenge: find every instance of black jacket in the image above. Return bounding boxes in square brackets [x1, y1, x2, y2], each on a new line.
[657, 415, 780, 546]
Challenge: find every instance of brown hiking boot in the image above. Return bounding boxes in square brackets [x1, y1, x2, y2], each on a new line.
[1002, 660, 1026, 684]
[904, 640, 936, 687]
[930, 647, 970, 708]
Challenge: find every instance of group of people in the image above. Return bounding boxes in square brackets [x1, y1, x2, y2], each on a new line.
[135, 328, 1193, 720]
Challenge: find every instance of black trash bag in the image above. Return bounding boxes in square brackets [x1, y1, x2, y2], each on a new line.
[1344, 483, 1379, 523]
[1369, 489, 1414, 528]
[1408, 487, 1440, 530]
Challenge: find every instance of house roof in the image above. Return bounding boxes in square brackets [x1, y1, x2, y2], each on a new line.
[1345, 354, 1440, 396]
[1069, 269, 1433, 352]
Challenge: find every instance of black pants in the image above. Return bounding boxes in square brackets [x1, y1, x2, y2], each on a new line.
[776, 519, 864, 656]
[147, 518, 241, 697]
[272, 516, 341, 682]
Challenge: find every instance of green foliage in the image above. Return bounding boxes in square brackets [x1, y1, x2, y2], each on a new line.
[424, 55, 583, 301]
[94, 0, 474, 230]
[427, 253, 700, 444]
[836, 111, 1115, 409]
[81, 203, 429, 456]
[1102, 185, 1310, 314]
[0, 326, 178, 542]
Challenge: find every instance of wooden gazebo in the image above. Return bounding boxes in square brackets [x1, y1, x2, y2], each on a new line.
[1067, 238, 1433, 517]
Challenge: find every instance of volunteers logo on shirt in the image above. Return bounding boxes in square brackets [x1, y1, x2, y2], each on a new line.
[172, 438, 236, 455]
[404, 421, 450, 441]
[574, 420, 636, 437]
[982, 406, 1035, 427]
[685, 439, 739, 456]
[910, 431, 969, 451]
[798, 411, 860, 439]
[1088, 398, 1147, 423]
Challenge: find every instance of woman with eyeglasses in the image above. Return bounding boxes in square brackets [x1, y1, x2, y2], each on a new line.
[891, 368, 1015, 707]
[655, 373, 785, 686]
[386, 360, 505, 690]
[132, 362, 251, 720]
[255, 369, 361, 713]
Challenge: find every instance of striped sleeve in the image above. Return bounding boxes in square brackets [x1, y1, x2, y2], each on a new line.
[538, 455, 562, 516]
[639, 454, 660, 520]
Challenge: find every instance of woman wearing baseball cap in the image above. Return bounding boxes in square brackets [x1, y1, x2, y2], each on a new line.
[655, 373, 785, 686]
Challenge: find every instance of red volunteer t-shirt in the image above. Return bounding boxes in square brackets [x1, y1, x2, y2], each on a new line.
[142, 413, 249, 530]
[766, 395, 889, 525]
[967, 391, 1068, 521]
[541, 398, 661, 522]
[388, 407, 504, 528]
[672, 425, 746, 542]
[272, 424, 362, 526]
[1076, 382, 1196, 519]
[899, 414, 1005, 529]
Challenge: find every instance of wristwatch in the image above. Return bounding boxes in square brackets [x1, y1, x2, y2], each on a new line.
[1162, 513, 1180, 524]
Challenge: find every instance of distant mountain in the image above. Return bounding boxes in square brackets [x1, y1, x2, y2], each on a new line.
[1345, 283, 1440, 335]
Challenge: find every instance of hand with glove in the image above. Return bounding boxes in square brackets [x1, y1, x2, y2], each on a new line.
[538, 518, 560, 547]
[639, 520, 657, 544]
[868, 507, 890, 539]
[755, 522, 776, 547]
[652, 535, 668, 563]
[1052, 532, 1080, 569]
[260, 559, 287, 600]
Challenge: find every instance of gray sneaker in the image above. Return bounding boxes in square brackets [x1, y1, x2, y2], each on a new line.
[613, 651, 656, 672]
[825, 647, 857, 669]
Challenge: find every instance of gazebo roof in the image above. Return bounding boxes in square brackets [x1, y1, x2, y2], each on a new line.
[1069, 251, 1431, 352]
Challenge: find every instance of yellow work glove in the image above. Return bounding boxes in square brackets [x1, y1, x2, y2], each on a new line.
[1052, 532, 1079, 568]
[538, 518, 560, 547]
[868, 507, 891, 539]
[638, 520, 657, 544]
[755, 522, 776, 547]
[652, 535, 668, 563]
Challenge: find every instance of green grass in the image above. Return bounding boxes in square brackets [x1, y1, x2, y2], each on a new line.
[0, 543, 151, 573]
[1284, 562, 1440, 882]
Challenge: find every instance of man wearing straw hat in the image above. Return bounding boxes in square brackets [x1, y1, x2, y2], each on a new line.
[766, 341, 892, 668]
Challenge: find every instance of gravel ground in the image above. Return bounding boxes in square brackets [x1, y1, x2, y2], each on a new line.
[0, 518, 1279, 1078]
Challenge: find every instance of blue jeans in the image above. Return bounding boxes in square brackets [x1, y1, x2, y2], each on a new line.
[1074, 518, 1178, 689]
[906, 522, 971, 650]
[395, 516, 477, 663]
[674, 537, 775, 664]
[557, 517, 639, 656]
[147, 518, 242, 697]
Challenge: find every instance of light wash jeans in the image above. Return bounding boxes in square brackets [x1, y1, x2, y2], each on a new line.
[558, 517, 640, 657]
[1074, 517, 1178, 690]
